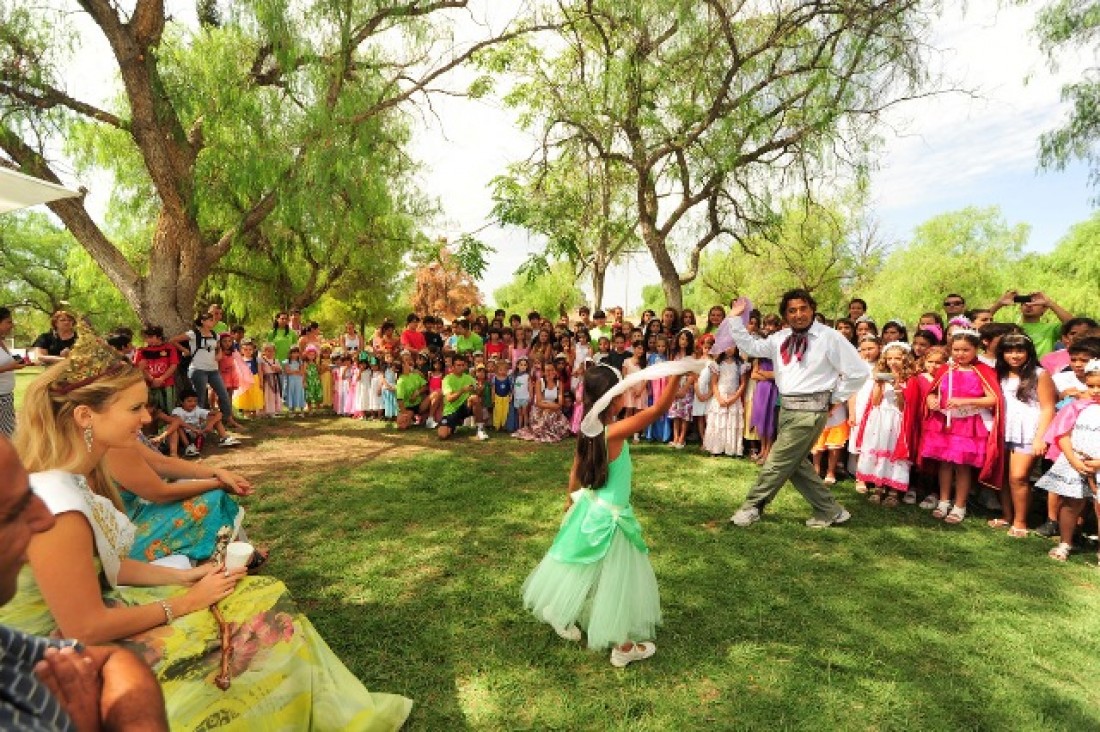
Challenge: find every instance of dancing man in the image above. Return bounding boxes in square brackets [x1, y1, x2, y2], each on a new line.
[726, 290, 870, 528]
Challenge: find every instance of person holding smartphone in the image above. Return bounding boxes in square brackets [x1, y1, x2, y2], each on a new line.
[0, 307, 26, 437]
[989, 290, 1074, 356]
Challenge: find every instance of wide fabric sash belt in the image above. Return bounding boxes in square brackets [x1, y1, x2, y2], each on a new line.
[780, 391, 832, 412]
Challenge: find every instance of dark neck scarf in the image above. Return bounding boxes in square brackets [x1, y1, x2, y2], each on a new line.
[780, 327, 810, 365]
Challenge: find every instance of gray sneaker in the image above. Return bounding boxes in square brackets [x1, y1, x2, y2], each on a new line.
[805, 508, 851, 528]
[730, 507, 761, 527]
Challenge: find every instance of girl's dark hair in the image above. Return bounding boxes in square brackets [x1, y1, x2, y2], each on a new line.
[913, 328, 940, 346]
[949, 331, 982, 350]
[576, 365, 621, 489]
[715, 341, 742, 366]
[674, 329, 695, 358]
[271, 311, 290, 336]
[995, 333, 1040, 402]
[881, 321, 909, 343]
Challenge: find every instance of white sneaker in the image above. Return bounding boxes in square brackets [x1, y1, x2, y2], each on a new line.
[610, 642, 656, 668]
[730, 506, 761, 527]
[425, 418, 437, 429]
[805, 508, 851, 528]
[184, 445, 200, 458]
[219, 436, 241, 447]
[477, 429, 489, 441]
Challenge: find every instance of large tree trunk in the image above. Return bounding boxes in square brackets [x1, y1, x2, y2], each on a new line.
[639, 219, 683, 311]
[137, 212, 210, 333]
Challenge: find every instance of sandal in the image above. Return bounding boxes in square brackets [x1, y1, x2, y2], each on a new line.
[1048, 542, 1072, 562]
[854, 480, 868, 494]
[944, 506, 966, 524]
[1007, 526, 1029, 539]
[932, 500, 951, 519]
[883, 492, 899, 508]
[987, 518, 1010, 529]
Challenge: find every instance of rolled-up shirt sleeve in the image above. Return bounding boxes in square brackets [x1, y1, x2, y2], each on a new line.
[825, 330, 871, 403]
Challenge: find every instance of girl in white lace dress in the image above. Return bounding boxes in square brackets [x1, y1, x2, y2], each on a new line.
[703, 345, 748, 456]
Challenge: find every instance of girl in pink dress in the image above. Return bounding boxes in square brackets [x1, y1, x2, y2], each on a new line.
[621, 349, 647, 442]
[919, 331, 1005, 524]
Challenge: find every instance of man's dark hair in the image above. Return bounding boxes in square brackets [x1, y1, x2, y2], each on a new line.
[944, 293, 965, 304]
[779, 289, 817, 315]
[1062, 317, 1099, 337]
[406, 313, 420, 324]
[452, 353, 468, 364]
[527, 311, 541, 321]
[978, 322, 1020, 344]
[848, 298, 867, 310]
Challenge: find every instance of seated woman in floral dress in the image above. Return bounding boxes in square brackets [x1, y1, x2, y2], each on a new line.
[106, 437, 254, 565]
[0, 327, 412, 731]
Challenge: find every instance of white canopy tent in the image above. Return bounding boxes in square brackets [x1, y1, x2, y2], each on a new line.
[0, 166, 81, 214]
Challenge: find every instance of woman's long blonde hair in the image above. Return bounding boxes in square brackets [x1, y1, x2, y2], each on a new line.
[15, 360, 144, 509]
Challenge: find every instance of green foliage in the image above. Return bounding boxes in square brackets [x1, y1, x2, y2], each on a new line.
[640, 197, 886, 317]
[1029, 0, 1100, 193]
[492, 261, 584, 317]
[1019, 211, 1100, 317]
[492, 0, 936, 307]
[0, 213, 134, 341]
[491, 140, 638, 306]
[862, 207, 1030, 323]
[0, 0, 493, 327]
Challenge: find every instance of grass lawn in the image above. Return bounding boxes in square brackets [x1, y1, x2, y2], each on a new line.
[13, 366, 43, 411]
[196, 418, 1100, 731]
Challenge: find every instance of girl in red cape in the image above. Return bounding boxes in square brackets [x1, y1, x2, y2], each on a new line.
[918, 331, 1005, 524]
[854, 342, 924, 505]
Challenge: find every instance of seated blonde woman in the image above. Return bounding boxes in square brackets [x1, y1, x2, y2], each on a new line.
[0, 326, 412, 731]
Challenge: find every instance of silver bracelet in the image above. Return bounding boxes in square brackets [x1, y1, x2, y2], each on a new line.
[159, 599, 175, 624]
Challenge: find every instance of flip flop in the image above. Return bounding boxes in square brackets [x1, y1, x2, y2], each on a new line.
[987, 519, 1010, 529]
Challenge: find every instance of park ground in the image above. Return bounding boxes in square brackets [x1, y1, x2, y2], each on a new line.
[14, 370, 1100, 730]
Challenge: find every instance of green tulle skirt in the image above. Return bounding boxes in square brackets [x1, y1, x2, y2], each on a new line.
[522, 530, 661, 650]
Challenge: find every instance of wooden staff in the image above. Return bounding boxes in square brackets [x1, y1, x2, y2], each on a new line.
[209, 526, 234, 691]
[210, 602, 233, 691]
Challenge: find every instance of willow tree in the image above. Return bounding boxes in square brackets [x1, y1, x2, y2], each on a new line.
[492, 0, 938, 309]
[0, 1, 537, 331]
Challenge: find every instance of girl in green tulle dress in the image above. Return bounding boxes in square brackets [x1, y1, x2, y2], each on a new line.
[522, 361, 681, 668]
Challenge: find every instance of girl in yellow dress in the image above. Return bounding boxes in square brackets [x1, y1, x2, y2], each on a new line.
[233, 339, 265, 416]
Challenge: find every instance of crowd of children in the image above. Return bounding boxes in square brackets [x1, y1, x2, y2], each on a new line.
[93, 291, 1100, 564]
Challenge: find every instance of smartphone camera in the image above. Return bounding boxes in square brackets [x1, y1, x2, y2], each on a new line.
[1013, 294, 1033, 304]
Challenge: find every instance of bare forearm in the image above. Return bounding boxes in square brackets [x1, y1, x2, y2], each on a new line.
[98, 649, 169, 732]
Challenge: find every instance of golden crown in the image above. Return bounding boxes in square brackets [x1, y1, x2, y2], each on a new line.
[49, 319, 131, 394]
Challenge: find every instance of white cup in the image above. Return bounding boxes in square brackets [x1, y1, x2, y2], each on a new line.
[224, 541, 254, 573]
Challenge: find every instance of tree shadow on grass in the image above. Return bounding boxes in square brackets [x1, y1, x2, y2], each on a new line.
[231, 430, 1100, 729]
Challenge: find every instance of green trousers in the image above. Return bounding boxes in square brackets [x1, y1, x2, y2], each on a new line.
[739, 407, 844, 520]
